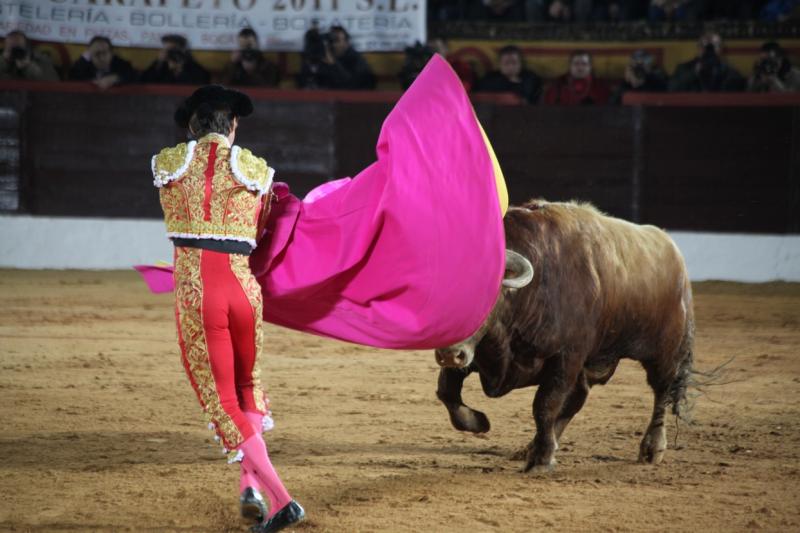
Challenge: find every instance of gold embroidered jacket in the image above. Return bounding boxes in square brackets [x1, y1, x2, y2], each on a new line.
[152, 133, 274, 248]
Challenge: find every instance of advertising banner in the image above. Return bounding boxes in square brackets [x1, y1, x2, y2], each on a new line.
[0, 0, 427, 51]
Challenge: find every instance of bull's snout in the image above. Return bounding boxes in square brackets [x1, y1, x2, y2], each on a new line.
[435, 348, 469, 368]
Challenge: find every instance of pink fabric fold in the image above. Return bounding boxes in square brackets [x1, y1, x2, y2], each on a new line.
[249, 55, 505, 349]
[133, 265, 175, 294]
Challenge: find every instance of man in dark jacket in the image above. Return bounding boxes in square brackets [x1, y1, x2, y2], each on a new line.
[141, 34, 209, 85]
[68, 36, 137, 89]
[474, 45, 542, 104]
[1, 30, 60, 81]
[297, 26, 376, 90]
[610, 49, 668, 104]
[224, 28, 280, 87]
[668, 32, 746, 92]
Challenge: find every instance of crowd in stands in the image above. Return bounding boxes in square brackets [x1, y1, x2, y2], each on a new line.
[430, 0, 800, 23]
[2, 28, 799, 101]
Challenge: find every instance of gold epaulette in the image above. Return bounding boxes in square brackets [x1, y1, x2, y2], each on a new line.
[151, 141, 197, 187]
[230, 146, 274, 196]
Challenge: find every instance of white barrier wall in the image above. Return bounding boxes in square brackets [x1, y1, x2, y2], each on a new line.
[0, 215, 173, 269]
[1, 215, 799, 282]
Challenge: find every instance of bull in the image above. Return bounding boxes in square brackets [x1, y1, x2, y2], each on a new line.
[435, 200, 694, 473]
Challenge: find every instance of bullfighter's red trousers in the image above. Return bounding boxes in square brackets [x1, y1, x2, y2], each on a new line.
[173, 246, 269, 452]
[173, 246, 293, 516]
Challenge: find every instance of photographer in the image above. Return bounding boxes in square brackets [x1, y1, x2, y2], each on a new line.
[748, 41, 800, 93]
[610, 49, 667, 104]
[296, 25, 376, 90]
[68, 36, 137, 90]
[0, 30, 59, 81]
[398, 42, 434, 90]
[668, 32, 746, 92]
[141, 34, 210, 85]
[224, 28, 280, 87]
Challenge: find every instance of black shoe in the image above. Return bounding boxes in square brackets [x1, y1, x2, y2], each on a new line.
[250, 500, 305, 533]
[240, 487, 268, 524]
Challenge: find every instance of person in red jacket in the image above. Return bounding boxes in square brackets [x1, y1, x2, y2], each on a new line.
[543, 50, 611, 105]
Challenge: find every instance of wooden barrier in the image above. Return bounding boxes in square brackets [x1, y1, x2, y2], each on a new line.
[0, 82, 798, 233]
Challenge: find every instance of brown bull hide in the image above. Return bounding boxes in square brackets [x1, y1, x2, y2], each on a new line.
[435, 200, 694, 472]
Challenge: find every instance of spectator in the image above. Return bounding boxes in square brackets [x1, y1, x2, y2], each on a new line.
[398, 41, 435, 90]
[695, 0, 767, 20]
[224, 28, 279, 87]
[68, 36, 137, 89]
[572, 0, 628, 21]
[748, 41, 800, 92]
[610, 49, 668, 103]
[545, 0, 574, 20]
[648, 0, 692, 21]
[429, 0, 471, 20]
[474, 45, 542, 103]
[543, 50, 611, 105]
[668, 32, 746, 92]
[469, 0, 527, 20]
[141, 34, 210, 85]
[296, 26, 376, 90]
[760, 0, 800, 21]
[0, 30, 59, 81]
[428, 37, 476, 90]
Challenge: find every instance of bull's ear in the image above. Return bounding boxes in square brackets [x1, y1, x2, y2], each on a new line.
[502, 250, 533, 290]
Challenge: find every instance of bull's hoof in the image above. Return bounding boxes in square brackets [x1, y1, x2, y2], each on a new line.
[447, 404, 491, 434]
[638, 427, 667, 465]
[522, 458, 556, 474]
[638, 446, 666, 465]
[522, 445, 556, 473]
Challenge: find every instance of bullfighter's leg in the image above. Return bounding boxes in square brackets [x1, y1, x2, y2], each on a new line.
[524, 354, 584, 473]
[436, 365, 491, 434]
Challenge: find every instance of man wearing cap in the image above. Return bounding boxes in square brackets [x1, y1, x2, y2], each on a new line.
[151, 85, 304, 533]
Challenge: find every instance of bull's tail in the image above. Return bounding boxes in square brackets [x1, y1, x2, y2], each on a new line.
[667, 318, 695, 423]
[668, 316, 736, 426]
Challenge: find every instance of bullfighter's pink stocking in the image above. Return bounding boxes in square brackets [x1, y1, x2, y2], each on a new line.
[239, 411, 266, 493]
[238, 433, 292, 518]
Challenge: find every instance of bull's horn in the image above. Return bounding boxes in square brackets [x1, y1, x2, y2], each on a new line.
[502, 249, 534, 289]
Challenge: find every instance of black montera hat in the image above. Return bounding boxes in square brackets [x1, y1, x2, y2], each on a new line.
[174, 85, 254, 128]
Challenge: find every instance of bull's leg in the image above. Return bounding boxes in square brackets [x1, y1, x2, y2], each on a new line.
[553, 371, 590, 444]
[511, 374, 589, 462]
[436, 366, 491, 434]
[524, 355, 583, 473]
[639, 388, 669, 464]
[638, 359, 676, 465]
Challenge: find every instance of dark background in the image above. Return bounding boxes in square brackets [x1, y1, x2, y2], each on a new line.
[1, 85, 798, 234]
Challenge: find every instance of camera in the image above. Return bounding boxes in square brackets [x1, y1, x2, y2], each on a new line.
[631, 64, 647, 80]
[240, 49, 261, 63]
[699, 43, 720, 70]
[10, 46, 28, 61]
[166, 48, 187, 64]
[303, 28, 330, 65]
[399, 42, 434, 89]
[754, 56, 781, 78]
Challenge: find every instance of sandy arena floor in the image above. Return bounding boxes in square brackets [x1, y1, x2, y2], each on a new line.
[0, 270, 798, 532]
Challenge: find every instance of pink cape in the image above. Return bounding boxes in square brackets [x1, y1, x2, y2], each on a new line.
[138, 55, 506, 350]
